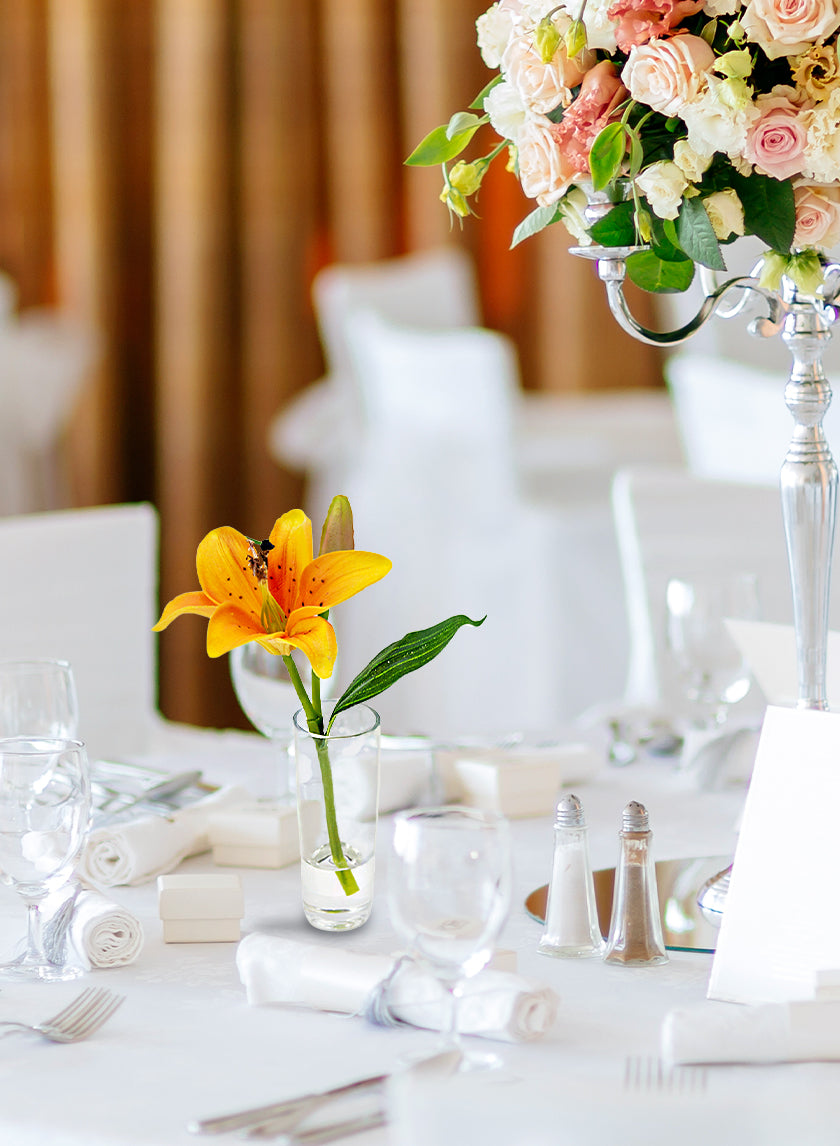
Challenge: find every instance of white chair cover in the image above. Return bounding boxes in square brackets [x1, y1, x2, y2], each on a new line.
[0, 502, 160, 760]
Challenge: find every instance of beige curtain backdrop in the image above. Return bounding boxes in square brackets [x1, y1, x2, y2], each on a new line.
[0, 0, 662, 729]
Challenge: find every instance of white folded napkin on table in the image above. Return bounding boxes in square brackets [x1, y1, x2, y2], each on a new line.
[43, 881, 144, 969]
[78, 784, 250, 887]
[236, 933, 559, 1043]
[662, 999, 840, 1064]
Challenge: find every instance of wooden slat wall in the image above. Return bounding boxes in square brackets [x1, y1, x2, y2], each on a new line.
[0, 0, 663, 727]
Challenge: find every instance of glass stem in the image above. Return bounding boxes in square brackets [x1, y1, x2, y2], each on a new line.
[439, 980, 463, 1057]
[24, 901, 47, 967]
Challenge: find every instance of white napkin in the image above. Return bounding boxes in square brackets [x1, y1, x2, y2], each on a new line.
[662, 1000, 840, 1064]
[236, 933, 559, 1043]
[79, 785, 250, 886]
[43, 882, 144, 969]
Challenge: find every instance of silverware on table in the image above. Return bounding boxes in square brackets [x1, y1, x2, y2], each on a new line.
[248, 1108, 387, 1143]
[0, 987, 125, 1044]
[623, 1055, 707, 1093]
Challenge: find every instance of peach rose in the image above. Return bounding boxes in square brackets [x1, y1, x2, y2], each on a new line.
[793, 182, 840, 249]
[744, 95, 808, 180]
[621, 35, 716, 118]
[502, 26, 592, 115]
[517, 115, 577, 205]
[550, 61, 629, 177]
[607, 0, 704, 52]
[742, 0, 840, 59]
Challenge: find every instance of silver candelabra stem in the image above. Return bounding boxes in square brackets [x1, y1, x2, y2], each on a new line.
[571, 201, 840, 710]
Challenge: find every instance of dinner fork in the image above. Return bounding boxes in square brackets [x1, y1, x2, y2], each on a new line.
[623, 1056, 707, 1093]
[0, 986, 125, 1043]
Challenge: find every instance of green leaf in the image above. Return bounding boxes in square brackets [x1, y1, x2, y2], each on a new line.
[405, 123, 482, 167]
[328, 615, 486, 725]
[588, 201, 636, 246]
[469, 75, 502, 110]
[731, 171, 795, 253]
[446, 111, 482, 139]
[589, 122, 627, 191]
[626, 249, 695, 293]
[677, 196, 726, 271]
[649, 213, 685, 261]
[511, 204, 560, 248]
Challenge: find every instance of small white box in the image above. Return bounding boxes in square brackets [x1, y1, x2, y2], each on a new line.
[444, 745, 599, 818]
[208, 802, 299, 869]
[158, 873, 244, 943]
[488, 948, 518, 973]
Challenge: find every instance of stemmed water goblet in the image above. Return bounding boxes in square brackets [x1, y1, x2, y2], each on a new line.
[388, 806, 512, 1068]
[0, 737, 91, 981]
[0, 659, 79, 739]
[665, 572, 760, 734]
[229, 644, 302, 804]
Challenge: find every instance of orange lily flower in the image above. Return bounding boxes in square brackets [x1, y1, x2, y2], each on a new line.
[153, 509, 391, 678]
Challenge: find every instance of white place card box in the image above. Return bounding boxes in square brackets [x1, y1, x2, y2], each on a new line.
[709, 705, 840, 1004]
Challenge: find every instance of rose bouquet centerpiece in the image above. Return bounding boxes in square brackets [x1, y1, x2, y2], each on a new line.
[154, 496, 483, 905]
[408, 0, 840, 293]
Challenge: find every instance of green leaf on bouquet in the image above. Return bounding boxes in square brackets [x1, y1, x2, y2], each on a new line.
[589, 122, 627, 191]
[649, 214, 684, 262]
[588, 201, 636, 246]
[677, 196, 726, 271]
[328, 615, 486, 727]
[731, 171, 795, 253]
[626, 249, 695, 293]
[470, 75, 503, 110]
[405, 120, 484, 166]
[511, 204, 560, 248]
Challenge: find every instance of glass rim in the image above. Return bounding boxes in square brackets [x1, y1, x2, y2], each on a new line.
[393, 805, 509, 829]
[0, 736, 85, 755]
[0, 658, 73, 672]
[292, 703, 380, 740]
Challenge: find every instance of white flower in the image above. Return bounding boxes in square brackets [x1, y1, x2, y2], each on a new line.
[703, 0, 743, 13]
[703, 189, 745, 239]
[559, 186, 592, 243]
[476, 3, 517, 69]
[673, 139, 712, 181]
[802, 100, 840, 181]
[484, 80, 528, 142]
[501, 24, 589, 115]
[635, 161, 688, 220]
[680, 78, 761, 158]
[741, 0, 840, 59]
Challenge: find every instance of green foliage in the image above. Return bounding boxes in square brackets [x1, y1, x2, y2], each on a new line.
[731, 171, 795, 253]
[626, 249, 695, 293]
[405, 118, 485, 166]
[589, 123, 627, 190]
[588, 201, 636, 247]
[511, 204, 561, 248]
[677, 196, 726, 271]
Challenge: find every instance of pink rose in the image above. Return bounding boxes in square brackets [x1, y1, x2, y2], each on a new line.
[744, 96, 807, 180]
[549, 61, 629, 177]
[517, 116, 577, 205]
[742, 0, 840, 59]
[607, 0, 704, 52]
[621, 35, 716, 118]
[793, 182, 840, 249]
[502, 28, 592, 115]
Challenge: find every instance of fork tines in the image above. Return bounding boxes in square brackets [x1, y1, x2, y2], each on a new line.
[44, 987, 125, 1041]
[623, 1056, 707, 1094]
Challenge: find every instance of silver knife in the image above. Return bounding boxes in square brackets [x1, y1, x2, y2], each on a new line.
[248, 1109, 387, 1143]
[97, 770, 204, 815]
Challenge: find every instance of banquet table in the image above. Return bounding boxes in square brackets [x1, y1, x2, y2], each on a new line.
[1, 724, 838, 1146]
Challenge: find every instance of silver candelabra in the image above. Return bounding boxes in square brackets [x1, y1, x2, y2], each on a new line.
[572, 194, 840, 712]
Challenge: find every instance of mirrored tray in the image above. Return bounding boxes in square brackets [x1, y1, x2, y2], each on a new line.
[525, 855, 731, 953]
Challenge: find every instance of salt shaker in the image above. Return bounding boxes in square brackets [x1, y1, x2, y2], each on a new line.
[537, 794, 604, 958]
[604, 800, 668, 966]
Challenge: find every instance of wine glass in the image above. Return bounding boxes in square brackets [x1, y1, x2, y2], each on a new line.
[229, 644, 303, 804]
[0, 659, 79, 738]
[665, 572, 759, 732]
[0, 737, 91, 981]
[388, 806, 512, 1067]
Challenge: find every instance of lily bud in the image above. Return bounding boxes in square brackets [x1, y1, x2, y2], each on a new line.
[759, 251, 787, 292]
[439, 183, 471, 218]
[534, 16, 561, 64]
[786, 251, 825, 296]
[449, 160, 484, 197]
[565, 19, 587, 60]
[319, 494, 354, 555]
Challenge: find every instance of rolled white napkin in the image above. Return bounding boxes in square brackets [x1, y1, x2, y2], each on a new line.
[79, 784, 250, 887]
[236, 933, 559, 1043]
[44, 883, 144, 969]
[662, 1000, 840, 1064]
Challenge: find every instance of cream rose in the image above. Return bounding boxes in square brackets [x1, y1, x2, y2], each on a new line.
[502, 25, 591, 115]
[485, 80, 528, 142]
[741, 0, 840, 59]
[703, 190, 745, 239]
[673, 139, 713, 180]
[635, 161, 689, 219]
[793, 182, 840, 249]
[621, 34, 716, 118]
[476, 3, 517, 69]
[517, 115, 575, 205]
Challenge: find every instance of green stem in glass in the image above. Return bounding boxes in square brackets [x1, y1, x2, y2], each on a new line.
[282, 654, 359, 897]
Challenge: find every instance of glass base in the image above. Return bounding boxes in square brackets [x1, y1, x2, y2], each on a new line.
[301, 847, 374, 932]
[0, 957, 84, 982]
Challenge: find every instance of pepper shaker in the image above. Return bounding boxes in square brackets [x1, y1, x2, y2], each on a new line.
[538, 794, 604, 958]
[604, 801, 668, 966]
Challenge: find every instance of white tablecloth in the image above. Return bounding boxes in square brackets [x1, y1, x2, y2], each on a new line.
[1, 726, 837, 1145]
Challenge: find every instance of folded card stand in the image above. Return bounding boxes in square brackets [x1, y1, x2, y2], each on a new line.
[157, 873, 244, 943]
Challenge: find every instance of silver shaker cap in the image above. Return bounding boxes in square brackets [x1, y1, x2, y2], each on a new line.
[622, 800, 650, 831]
[555, 793, 585, 828]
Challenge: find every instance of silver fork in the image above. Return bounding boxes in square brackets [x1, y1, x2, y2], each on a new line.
[624, 1056, 708, 1093]
[0, 986, 125, 1043]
